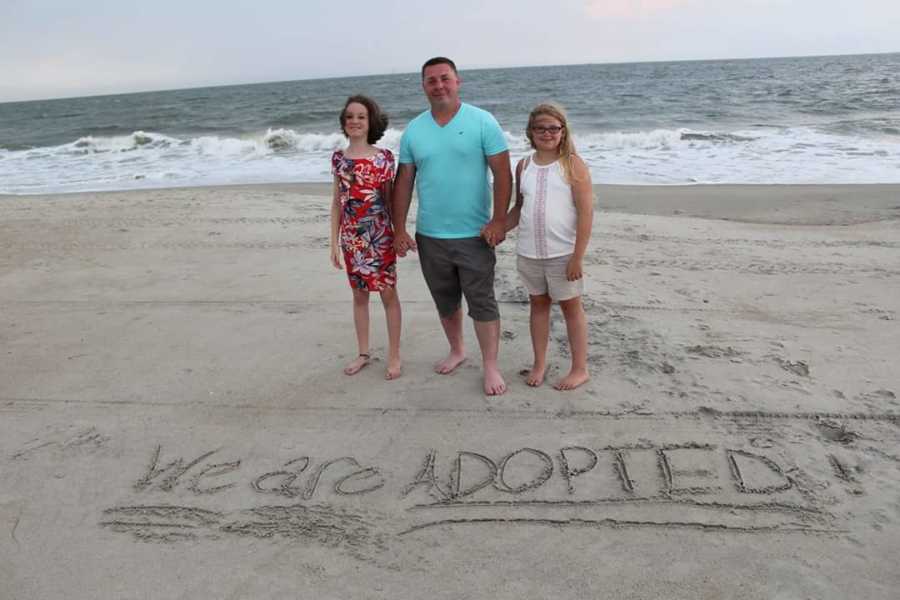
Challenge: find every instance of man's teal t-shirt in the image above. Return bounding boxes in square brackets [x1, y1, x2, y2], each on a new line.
[398, 103, 508, 238]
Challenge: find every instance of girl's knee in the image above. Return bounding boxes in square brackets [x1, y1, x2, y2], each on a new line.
[559, 296, 583, 315]
[530, 294, 553, 309]
[379, 286, 399, 304]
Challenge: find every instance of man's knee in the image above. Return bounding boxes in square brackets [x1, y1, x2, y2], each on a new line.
[464, 287, 499, 322]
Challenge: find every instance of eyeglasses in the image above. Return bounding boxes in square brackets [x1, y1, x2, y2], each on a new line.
[531, 126, 564, 135]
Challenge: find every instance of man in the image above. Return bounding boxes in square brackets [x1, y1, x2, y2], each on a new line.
[393, 56, 512, 396]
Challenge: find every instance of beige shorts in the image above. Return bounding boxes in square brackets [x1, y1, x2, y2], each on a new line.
[516, 254, 584, 301]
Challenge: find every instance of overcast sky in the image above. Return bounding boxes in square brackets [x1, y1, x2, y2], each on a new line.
[1, 0, 897, 102]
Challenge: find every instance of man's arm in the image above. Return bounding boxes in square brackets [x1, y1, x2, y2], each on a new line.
[481, 150, 512, 247]
[392, 162, 417, 256]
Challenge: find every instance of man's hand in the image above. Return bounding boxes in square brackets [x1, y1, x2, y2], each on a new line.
[481, 218, 507, 247]
[566, 256, 584, 281]
[393, 230, 417, 257]
[485, 150, 512, 247]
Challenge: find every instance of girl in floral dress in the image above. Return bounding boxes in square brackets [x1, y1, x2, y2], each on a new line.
[330, 95, 402, 379]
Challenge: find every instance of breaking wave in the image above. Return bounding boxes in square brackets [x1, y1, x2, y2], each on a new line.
[1, 125, 898, 194]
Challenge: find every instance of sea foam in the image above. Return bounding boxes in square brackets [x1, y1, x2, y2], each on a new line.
[1, 125, 898, 194]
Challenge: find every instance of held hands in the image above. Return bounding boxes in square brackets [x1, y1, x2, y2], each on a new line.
[480, 219, 507, 247]
[393, 230, 417, 257]
[566, 256, 584, 281]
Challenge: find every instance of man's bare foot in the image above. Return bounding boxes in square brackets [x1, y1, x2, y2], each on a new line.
[385, 357, 402, 380]
[523, 363, 546, 387]
[484, 367, 507, 396]
[435, 351, 466, 374]
[554, 369, 590, 391]
[343, 353, 370, 376]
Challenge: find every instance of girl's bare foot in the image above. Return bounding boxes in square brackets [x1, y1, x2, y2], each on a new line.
[434, 351, 466, 374]
[554, 369, 590, 391]
[385, 357, 402, 380]
[524, 363, 546, 387]
[343, 353, 370, 376]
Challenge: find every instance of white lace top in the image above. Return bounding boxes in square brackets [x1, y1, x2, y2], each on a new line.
[516, 156, 578, 259]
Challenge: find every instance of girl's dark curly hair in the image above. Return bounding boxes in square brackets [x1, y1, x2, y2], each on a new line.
[339, 95, 388, 144]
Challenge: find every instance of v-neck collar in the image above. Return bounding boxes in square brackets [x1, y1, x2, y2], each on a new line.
[429, 103, 464, 129]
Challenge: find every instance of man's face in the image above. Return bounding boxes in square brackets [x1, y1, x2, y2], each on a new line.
[422, 63, 461, 109]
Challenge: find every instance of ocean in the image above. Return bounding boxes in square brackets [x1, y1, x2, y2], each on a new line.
[1, 53, 898, 194]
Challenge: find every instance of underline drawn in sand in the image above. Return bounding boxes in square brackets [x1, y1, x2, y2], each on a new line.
[96, 423, 900, 553]
[5, 396, 898, 421]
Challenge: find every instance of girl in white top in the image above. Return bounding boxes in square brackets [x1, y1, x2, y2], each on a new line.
[506, 103, 594, 390]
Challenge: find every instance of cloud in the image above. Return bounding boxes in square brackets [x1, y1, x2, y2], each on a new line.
[585, 0, 695, 19]
[0, 51, 186, 101]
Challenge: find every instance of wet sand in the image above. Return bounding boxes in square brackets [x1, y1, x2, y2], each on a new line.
[2, 183, 899, 599]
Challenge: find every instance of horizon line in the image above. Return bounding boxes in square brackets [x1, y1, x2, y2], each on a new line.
[2, 50, 897, 105]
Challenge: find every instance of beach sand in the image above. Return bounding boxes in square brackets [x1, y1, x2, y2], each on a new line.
[1, 183, 899, 599]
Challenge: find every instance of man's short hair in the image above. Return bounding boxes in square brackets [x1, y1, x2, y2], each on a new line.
[421, 57, 458, 79]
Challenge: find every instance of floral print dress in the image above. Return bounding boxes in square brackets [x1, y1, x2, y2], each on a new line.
[331, 148, 397, 291]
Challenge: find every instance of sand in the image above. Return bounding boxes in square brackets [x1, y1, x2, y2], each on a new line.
[1, 183, 899, 599]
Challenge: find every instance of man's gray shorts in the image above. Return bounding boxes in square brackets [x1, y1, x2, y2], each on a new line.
[415, 233, 499, 322]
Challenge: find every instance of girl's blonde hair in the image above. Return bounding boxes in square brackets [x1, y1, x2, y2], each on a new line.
[525, 102, 580, 184]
